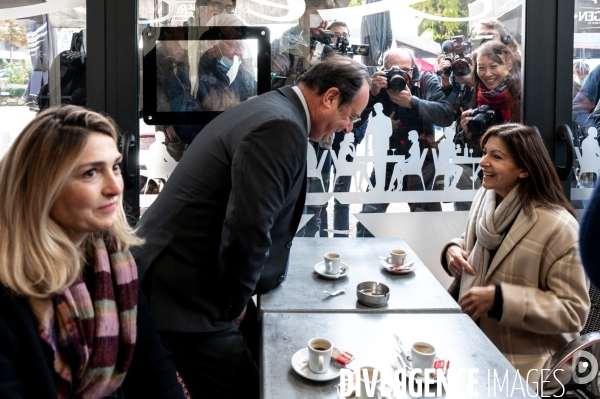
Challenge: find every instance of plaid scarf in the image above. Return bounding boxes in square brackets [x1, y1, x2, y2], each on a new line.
[477, 78, 520, 123]
[28, 237, 138, 399]
[458, 186, 522, 299]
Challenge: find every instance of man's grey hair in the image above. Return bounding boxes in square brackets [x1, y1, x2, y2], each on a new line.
[382, 47, 415, 69]
[328, 21, 349, 32]
[296, 56, 370, 107]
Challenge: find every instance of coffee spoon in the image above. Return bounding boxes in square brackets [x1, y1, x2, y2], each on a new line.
[323, 288, 347, 296]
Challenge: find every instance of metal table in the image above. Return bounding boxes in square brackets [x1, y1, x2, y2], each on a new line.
[261, 312, 537, 398]
[258, 238, 461, 315]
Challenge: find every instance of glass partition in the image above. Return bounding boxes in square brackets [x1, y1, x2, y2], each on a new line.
[0, 2, 86, 157]
[571, 0, 600, 209]
[137, 0, 525, 286]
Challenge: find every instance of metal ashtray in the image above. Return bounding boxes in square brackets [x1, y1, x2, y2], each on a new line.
[356, 281, 390, 307]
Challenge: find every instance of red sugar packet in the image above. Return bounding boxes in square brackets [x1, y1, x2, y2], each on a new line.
[432, 359, 450, 375]
[331, 347, 355, 366]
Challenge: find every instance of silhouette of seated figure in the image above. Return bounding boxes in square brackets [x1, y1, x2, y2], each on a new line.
[433, 127, 463, 190]
[577, 126, 600, 183]
[388, 130, 427, 191]
[306, 142, 329, 193]
[140, 130, 178, 193]
[330, 133, 371, 192]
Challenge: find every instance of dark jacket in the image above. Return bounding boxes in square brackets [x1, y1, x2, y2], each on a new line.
[133, 85, 307, 333]
[0, 285, 184, 399]
[368, 70, 455, 168]
[196, 51, 257, 106]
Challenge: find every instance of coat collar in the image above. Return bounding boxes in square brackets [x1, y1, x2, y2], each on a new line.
[484, 207, 538, 282]
[277, 85, 309, 133]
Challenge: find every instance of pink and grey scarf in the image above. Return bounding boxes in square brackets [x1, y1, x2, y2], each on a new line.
[28, 237, 138, 399]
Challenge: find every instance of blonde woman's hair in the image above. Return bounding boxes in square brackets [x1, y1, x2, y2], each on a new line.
[0, 105, 142, 299]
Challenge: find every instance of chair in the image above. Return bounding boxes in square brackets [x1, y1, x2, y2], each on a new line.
[388, 148, 428, 192]
[542, 284, 600, 397]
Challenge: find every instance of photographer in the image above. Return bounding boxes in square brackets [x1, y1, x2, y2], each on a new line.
[357, 47, 455, 236]
[298, 20, 370, 237]
[436, 36, 474, 115]
[271, 0, 333, 89]
[457, 41, 521, 156]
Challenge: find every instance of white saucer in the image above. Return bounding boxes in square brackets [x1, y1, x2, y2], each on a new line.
[291, 347, 340, 382]
[393, 354, 442, 384]
[380, 259, 416, 274]
[314, 261, 350, 279]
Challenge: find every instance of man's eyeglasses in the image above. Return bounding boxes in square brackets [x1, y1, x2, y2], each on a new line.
[348, 104, 362, 127]
[222, 40, 243, 51]
[334, 32, 350, 39]
[209, 2, 235, 14]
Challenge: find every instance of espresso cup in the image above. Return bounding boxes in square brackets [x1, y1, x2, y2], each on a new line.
[357, 366, 382, 399]
[385, 249, 406, 266]
[411, 342, 436, 375]
[324, 253, 341, 275]
[307, 337, 332, 374]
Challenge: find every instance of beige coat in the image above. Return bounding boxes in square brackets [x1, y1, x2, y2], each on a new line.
[441, 189, 590, 385]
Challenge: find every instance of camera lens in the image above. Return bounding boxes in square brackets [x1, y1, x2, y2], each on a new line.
[388, 75, 406, 92]
[452, 59, 471, 77]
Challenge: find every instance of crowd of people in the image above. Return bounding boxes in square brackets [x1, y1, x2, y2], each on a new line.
[0, 2, 598, 399]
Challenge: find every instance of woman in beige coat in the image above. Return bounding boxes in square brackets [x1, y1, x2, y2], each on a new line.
[441, 123, 590, 388]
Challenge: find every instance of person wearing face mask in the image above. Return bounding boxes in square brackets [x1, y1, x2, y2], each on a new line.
[196, 37, 257, 114]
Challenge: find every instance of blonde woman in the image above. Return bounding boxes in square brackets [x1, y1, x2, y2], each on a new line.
[0, 105, 185, 399]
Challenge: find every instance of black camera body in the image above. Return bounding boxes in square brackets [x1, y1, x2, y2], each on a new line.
[384, 66, 408, 92]
[467, 105, 496, 139]
[437, 35, 472, 77]
[312, 30, 370, 59]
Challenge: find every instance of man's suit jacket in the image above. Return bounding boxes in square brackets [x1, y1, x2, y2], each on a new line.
[133, 86, 307, 332]
[440, 188, 590, 385]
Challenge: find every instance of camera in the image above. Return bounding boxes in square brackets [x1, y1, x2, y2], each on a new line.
[437, 35, 472, 77]
[384, 66, 408, 92]
[311, 30, 370, 59]
[467, 105, 496, 139]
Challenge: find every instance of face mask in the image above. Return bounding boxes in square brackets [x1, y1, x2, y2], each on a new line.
[217, 43, 242, 84]
[309, 13, 323, 28]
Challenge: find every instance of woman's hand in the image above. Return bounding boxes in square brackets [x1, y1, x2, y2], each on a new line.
[446, 245, 475, 278]
[458, 286, 496, 321]
[460, 109, 473, 136]
[234, 305, 247, 327]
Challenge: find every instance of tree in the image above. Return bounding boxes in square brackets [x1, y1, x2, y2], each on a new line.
[0, 20, 28, 62]
[411, 0, 470, 43]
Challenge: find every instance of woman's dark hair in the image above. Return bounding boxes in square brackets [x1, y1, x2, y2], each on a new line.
[296, 56, 370, 108]
[469, 40, 521, 110]
[480, 123, 577, 219]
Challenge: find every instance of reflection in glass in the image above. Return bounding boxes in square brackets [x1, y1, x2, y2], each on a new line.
[154, 37, 258, 114]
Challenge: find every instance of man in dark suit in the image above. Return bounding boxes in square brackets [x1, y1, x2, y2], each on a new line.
[133, 57, 371, 399]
